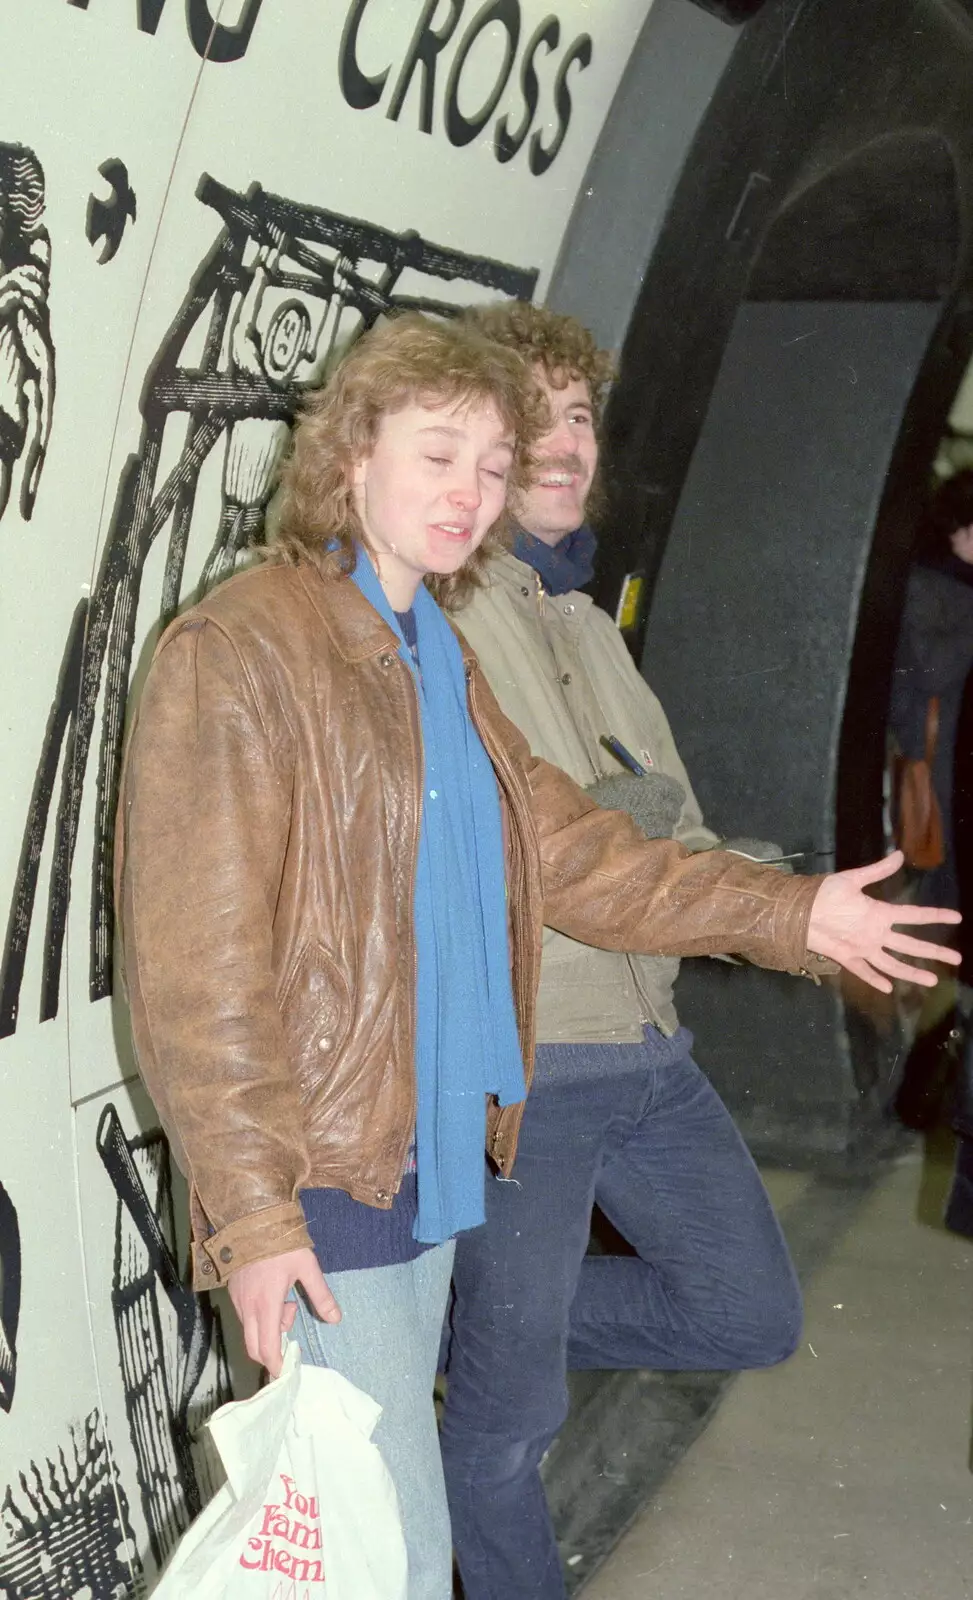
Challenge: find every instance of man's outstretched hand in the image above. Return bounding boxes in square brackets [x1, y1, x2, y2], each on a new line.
[228, 1246, 340, 1376]
[807, 850, 961, 994]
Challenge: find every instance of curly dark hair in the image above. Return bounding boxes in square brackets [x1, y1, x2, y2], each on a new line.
[464, 300, 615, 425]
[270, 311, 548, 607]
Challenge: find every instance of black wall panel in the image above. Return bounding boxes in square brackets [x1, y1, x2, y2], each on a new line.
[644, 301, 939, 1154]
[643, 301, 939, 854]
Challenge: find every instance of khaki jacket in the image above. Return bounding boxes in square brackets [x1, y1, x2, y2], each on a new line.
[457, 550, 721, 1040]
[116, 559, 824, 1287]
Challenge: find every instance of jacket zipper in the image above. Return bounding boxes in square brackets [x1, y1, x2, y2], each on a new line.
[389, 653, 423, 1198]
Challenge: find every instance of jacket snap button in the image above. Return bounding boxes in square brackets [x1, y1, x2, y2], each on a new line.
[563, 603, 575, 615]
[200, 1259, 214, 1275]
[318, 1036, 329, 1050]
[219, 1246, 233, 1264]
[561, 672, 572, 685]
[380, 653, 395, 668]
[520, 585, 530, 596]
[376, 1189, 389, 1202]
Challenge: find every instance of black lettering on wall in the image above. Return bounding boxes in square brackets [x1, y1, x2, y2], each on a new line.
[494, 13, 558, 164]
[529, 30, 591, 177]
[387, 0, 465, 132]
[339, 0, 393, 110]
[66, 0, 265, 61]
[187, 0, 265, 64]
[445, 0, 520, 148]
[66, 0, 166, 30]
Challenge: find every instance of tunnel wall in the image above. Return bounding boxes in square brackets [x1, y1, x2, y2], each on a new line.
[646, 300, 940, 1156]
[0, 4, 658, 1589]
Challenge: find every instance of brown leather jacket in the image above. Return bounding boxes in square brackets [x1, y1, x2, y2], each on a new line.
[116, 560, 825, 1289]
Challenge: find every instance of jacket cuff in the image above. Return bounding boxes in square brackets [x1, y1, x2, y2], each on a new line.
[192, 1199, 312, 1290]
[771, 873, 840, 978]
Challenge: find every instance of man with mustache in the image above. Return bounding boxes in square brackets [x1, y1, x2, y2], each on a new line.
[440, 302, 809, 1599]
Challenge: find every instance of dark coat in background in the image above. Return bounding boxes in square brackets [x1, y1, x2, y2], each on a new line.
[889, 553, 973, 913]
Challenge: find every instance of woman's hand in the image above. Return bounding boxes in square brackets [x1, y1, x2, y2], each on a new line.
[807, 850, 961, 994]
[228, 1246, 340, 1376]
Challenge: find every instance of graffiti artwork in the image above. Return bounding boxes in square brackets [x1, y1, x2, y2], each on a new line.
[97, 1104, 232, 1569]
[0, 172, 537, 1040]
[0, 1410, 143, 1599]
[0, 142, 55, 526]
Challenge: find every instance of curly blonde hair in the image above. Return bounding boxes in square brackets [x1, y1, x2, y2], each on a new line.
[271, 311, 547, 607]
[464, 301, 615, 424]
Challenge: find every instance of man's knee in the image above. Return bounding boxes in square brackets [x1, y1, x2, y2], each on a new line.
[718, 1274, 803, 1368]
[442, 1319, 570, 1470]
[442, 1426, 541, 1487]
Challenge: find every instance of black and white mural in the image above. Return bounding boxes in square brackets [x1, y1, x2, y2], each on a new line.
[86, 159, 138, 266]
[0, 0, 651, 1586]
[0, 143, 55, 526]
[97, 1104, 231, 1568]
[0, 175, 537, 1043]
[0, 1185, 19, 1417]
[0, 1411, 143, 1600]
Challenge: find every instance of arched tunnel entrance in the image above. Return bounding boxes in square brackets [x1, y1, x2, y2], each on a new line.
[541, 10, 973, 1582]
[587, 3, 973, 1164]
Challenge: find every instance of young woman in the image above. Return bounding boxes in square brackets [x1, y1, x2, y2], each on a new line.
[116, 312, 960, 1599]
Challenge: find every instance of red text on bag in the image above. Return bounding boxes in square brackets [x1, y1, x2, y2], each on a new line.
[241, 1472, 326, 1583]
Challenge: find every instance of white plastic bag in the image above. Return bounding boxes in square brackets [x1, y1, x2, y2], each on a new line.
[152, 1340, 408, 1599]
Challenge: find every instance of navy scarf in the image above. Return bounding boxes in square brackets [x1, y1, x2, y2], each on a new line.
[513, 523, 597, 595]
[349, 551, 526, 1243]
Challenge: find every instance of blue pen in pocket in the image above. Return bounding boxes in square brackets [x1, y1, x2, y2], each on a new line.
[600, 734, 649, 778]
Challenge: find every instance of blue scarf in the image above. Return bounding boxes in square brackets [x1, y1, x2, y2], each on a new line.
[349, 550, 526, 1243]
[513, 522, 597, 595]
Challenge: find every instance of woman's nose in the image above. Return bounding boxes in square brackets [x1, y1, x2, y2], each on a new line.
[449, 477, 481, 510]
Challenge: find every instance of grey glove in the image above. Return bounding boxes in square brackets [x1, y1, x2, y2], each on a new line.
[586, 771, 686, 840]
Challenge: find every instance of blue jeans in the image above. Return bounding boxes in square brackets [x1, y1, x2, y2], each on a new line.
[440, 1029, 802, 1600]
[289, 1242, 456, 1600]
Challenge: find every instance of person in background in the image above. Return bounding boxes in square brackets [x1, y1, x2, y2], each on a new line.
[890, 470, 973, 916]
[117, 310, 959, 1600]
[889, 471, 973, 1236]
[439, 301, 957, 1600]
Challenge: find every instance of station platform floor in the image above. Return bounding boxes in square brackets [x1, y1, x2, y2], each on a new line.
[568, 1137, 973, 1598]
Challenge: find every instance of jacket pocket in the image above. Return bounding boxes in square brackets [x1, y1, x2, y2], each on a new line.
[279, 942, 352, 1084]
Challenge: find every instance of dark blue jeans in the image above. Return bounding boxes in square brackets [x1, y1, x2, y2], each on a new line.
[440, 1028, 802, 1600]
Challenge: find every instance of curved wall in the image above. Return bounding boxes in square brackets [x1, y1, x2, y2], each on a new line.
[0, 5, 658, 1589]
[602, 0, 973, 1158]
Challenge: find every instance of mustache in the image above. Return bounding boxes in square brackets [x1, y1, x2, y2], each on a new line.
[532, 452, 586, 480]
